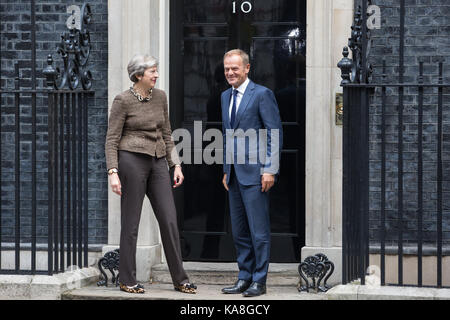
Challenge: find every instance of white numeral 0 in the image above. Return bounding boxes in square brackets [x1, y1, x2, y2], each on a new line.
[232, 1, 252, 14]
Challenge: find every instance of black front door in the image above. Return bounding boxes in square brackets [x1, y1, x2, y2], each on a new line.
[170, 0, 306, 262]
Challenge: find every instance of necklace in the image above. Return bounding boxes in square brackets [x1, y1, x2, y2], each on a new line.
[130, 87, 153, 102]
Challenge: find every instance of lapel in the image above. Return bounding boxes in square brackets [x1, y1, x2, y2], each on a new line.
[233, 80, 255, 129]
[222, 88, 232, 129]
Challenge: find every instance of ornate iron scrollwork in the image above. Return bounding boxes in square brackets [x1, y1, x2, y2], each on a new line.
[338, 1, 373, 85]
[97, 249, 120, 287]
[298, 253, 334, 293]
[43, 3, 93, 90]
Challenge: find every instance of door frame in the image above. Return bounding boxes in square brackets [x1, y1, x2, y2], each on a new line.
[169, 0, 307, 262]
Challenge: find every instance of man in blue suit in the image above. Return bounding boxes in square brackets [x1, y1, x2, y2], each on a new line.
[221, 49, 283, 297]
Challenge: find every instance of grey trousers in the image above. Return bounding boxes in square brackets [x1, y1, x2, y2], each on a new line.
[118, 150, 188, 287]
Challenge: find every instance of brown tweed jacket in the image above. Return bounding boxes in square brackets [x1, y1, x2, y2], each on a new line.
[105, 88, 181, 170]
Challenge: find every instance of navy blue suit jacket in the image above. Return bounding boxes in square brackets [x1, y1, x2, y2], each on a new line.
[222, 80, 283, 186]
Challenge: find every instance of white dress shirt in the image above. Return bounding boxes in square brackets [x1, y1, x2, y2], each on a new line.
[229, 77, 250, 120]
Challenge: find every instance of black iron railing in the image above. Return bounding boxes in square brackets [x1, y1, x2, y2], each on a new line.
[338, 0, 372, 287]
[0, 1, 93, 275]
[339, 0, 450, 288]
[0, 86, 92, 275]
[341, 67, 450, 289]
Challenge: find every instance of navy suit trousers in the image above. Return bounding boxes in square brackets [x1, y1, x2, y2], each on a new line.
[228, 166, 270, 285]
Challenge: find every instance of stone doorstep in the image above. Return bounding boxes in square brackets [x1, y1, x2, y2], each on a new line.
[151, 262, 301, 286]
[0, 267, 100, 300]
[62, 282, 326, 300]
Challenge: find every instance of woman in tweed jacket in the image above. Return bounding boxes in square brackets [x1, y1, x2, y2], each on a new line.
[105, 54, 196, 294]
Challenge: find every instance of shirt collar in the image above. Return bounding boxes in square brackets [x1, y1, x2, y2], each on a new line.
[234, 78, 250, 95]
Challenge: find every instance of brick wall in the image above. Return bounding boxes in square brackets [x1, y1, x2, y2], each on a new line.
[0, 0, 108, 245]
[367, 0, 450, 247]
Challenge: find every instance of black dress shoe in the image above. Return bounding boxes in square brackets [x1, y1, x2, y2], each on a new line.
[242, 282, 266, 297]
[222, 280, 252, 294]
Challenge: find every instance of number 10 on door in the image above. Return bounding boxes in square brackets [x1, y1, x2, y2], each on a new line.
[233, 1, 253, 14]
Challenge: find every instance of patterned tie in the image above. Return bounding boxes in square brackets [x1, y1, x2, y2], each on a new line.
[230, 89, 238, 128]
